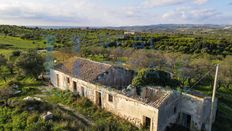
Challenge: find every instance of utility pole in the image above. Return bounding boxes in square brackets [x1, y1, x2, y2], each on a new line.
[209, 64, 219, 131]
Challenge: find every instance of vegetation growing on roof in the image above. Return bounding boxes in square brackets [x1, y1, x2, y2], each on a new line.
[132, 68, 180, 88]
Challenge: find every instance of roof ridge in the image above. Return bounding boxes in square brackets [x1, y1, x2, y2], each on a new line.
[73, 57, 112, 67]
[54, 56, 113, 82]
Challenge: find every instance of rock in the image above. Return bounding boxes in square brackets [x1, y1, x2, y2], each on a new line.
[23, 96, 34, 101]
[23, 96, 42, 102]
[127, 84, 133, 90]
[28, 107, 34, 111]
[14, 90, 21, 95]
[34, 97, 42, 101]
[12, 84, 19, 89]
[42, 111, 53, 121]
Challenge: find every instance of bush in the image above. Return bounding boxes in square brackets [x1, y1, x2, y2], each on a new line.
[132, 68, 180, 88]
[11, 50, 21, 57]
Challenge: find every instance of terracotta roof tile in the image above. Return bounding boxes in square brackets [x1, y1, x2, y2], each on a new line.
[54, 57, 112, 82]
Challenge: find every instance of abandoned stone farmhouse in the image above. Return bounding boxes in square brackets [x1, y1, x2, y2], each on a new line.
[50, 57, 217, 131]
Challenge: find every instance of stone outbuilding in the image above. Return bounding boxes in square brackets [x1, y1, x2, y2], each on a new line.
[50, 57, 217, 131]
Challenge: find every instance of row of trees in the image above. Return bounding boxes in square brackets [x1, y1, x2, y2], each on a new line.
[128, 50, 232, 89]
[104, 35, 232, 56]
[79, 47, 232, 90]
[1, 25, 231, 56]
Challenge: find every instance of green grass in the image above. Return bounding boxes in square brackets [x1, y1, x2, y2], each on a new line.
[45, 88, 142, 131]
[1, 74, 140, 130]
[0, 36, 45, 49]
[0, 100, 90, 130]
[194, 86, 232, 131]
[0, 49, 14, 55]
[0, 77, 89, 130]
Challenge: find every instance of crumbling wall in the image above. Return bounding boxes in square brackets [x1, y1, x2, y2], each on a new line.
[96, 67, 134, 90]
[101, 91, 158, 130]
[157, 93, 180, 131]
[180, 94, 217, 131]
[51, 69, 159, 131]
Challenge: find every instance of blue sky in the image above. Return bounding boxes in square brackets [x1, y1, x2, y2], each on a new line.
[0, 0, 231, 26]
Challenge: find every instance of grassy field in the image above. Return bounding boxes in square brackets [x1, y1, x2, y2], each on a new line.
[0, 49, 14, 55]
[0, 76, 141, 131]
[0, 36, 45, 50]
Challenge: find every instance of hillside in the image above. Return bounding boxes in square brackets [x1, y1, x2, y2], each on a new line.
[0, 25, 232, 131]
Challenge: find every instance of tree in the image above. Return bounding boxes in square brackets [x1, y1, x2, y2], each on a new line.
[110, 47, 123, 61]
[127, 50, 150, 69]
[15, 50, 44, 78]
[3, 30, 9, 37]
[175, 55, 215, 88]
[218, 56, 232, 89]
[163, 53, 180, 74]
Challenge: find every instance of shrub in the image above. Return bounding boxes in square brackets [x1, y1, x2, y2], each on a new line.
[11, 50, 21, 57]
[132, 68, 180, 88]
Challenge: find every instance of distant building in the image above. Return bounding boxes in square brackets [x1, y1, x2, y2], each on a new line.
[124, 31, 136, 35]
[50, 57, 217, 131]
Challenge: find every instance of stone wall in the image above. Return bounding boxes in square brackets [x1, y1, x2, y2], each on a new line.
[180, 93, 217, 131]
[149, 91, 217, 131]
[50, 69, 159, 131]
[157, 92, 180, 131]
[50, 69, 216, 131]
[95, 67, 134, 90]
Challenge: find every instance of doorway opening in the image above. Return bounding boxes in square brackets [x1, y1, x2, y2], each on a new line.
[73, 81, 77, 92]
[182, 113, 192, 129]
[96, 91, 102, 107]
[144, 116, 151, 129]
[56, 74, 59, 87]
[81, 86, 85, 96]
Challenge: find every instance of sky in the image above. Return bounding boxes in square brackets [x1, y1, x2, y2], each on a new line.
[0, 0, 231, 26]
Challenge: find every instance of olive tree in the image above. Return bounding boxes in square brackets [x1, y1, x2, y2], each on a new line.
[15, 50, 44, 78]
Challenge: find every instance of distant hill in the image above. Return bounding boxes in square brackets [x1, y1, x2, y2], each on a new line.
[106, 24, 231, 33]
[26, 24, 231, 32]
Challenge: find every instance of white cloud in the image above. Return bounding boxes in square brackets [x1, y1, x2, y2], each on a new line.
[162, 7, 221, 24]
[0, 0, 230, 26]
[143, 0, 185, 7]
[0, 0, 150, 26]
[192, 0, 208, 4]
[143, 0, 208, 8]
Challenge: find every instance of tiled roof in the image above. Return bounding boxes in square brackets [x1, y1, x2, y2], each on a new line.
[130, 87, 174, 108]
[54, 57, 112, 82]
[145, 87, 172, 108]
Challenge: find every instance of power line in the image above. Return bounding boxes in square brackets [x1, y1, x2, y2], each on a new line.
[186, 64, 217, 93]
